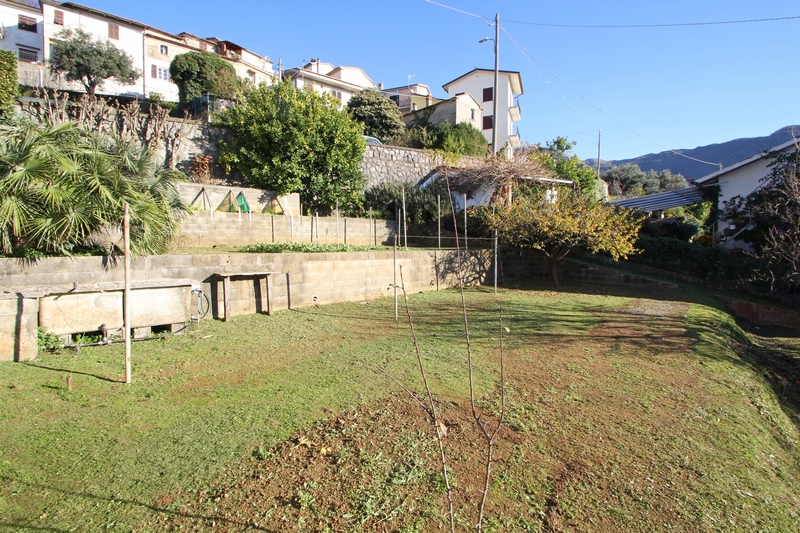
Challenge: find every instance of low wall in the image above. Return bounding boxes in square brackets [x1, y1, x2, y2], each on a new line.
[718, 297, 800, 330]
[178, 183, 300, 215]
[177, 211, 398, 248]
[0, 249, 683, 362]
[0, 249, 492, 362]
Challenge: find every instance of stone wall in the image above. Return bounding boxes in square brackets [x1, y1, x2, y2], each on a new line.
[359, 144, 482, 188]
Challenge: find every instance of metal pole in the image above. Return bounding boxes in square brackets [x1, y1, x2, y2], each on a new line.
[596, 128, 602, 181]
[336, 199, 340, 246]
[463, 193, 468, 252]
[493, 228, 498, 294]
[402, 186, 408, 249]
[437, 194, 441, 249]
[123, 203, 131, 384]
[492, 13, 500, 156]
[393, 233, 398, 322]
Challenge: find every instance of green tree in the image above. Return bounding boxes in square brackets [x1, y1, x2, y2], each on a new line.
[49, 29, 140, 96]
[602, 163, 687, 197]
[0, 50, 17, 118]
[531, 137, 603, 200]
[485, 188, 642, 287]
[169, 51, 240, 103]
[346, 89, 405, 142]
[427, 122, 488, 156]
[0, 120, 186, 256]
[722, 145, 800, 293]
[219, 80, 366, 212]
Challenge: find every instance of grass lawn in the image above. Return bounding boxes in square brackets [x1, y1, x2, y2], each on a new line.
[1, 280, 798, 532]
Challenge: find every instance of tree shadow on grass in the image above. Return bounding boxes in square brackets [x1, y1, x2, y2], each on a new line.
[0, 477, 278, 533]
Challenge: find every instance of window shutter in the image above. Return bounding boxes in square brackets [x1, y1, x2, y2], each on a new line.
[54, 10, 64, 25]
[482, 87, 493, 102]
[108, 23, 119, 40]
[483, 115, 493, 130]
[151, 65, 157, 78]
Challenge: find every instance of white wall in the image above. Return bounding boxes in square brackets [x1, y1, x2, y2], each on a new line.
[0, 2, 44, 62]
[445, 71, 515, 153]
[42, 3, 146, 96]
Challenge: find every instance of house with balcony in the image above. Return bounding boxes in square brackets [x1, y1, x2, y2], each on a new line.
[284, 58, 377, 106]
[0, 0, 45, 87]
[205, 37, 274, 86]
[442, 68, 522, 156]
[380, 83, 440, 114]
[402, 92, 483, 133]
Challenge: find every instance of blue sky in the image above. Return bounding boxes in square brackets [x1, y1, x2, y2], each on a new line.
[76, 0, 799, 165]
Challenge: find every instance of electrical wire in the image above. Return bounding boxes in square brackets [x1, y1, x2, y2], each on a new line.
[505, 15, 800, 29]
[502, 28, 722, 168]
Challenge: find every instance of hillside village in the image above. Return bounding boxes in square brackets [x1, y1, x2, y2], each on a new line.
[0, 0, 522, 155]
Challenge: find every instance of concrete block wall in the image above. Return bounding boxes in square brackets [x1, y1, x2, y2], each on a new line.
[0, 249, 493, 361]
[177, 211, 398, 248]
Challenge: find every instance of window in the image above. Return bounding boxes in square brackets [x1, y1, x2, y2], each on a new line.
[54, 10, 64, 25]
[199, 42, 207, 51]
[151, 65, 169, 80]
[159, 44, 168, 55]
[108, 23, 119, 40]
[482, 87, 493, 102]
[18, 15, 37, 33]
[330, 89, 342, 101]
[482, 115, 493, 130]
[18, 48, 38, 62]
[470, 109, 476, 121]
[389, 94, 400, 105]
[247, 70, 256, 83]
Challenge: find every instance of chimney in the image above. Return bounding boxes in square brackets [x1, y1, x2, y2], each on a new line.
[412, 102, 417, 111]
[426, 95, 432, 106]
[378, 82, 384, 90]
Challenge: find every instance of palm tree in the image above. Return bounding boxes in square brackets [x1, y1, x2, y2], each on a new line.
[0, 119, 186, 256]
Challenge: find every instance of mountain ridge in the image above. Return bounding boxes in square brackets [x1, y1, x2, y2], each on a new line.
[586, 126, 799, 180]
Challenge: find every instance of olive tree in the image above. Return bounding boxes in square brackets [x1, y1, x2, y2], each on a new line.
[49, 29, 140, 96]
[346, 88, 405, 142]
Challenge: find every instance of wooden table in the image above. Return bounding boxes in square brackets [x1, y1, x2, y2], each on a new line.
[213, 271, 277, 321]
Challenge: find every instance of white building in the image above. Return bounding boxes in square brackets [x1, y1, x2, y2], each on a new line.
[694, 139, 799, 249]
[284, 59, 377, 107]
[442, 68, 522, 156]
[41, 0, 147, 96]
[32, 2, 273, 101]
[0, 0, 44, 66]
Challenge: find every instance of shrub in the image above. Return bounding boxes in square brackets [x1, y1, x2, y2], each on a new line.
[0, 50, 18, 117]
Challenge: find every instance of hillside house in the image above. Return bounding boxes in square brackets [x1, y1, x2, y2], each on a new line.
[0, 0, 44, 71]
[694, 139, 799, 249]
[284, 59, 377, 106]
[442, 68, 522, 157]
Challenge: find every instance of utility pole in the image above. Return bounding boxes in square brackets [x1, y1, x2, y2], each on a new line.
[492, 13, 499, 156]
[596, 128, 602, 180]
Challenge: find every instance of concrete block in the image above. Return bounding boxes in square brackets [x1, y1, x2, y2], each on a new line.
[0, 296, 39, 362]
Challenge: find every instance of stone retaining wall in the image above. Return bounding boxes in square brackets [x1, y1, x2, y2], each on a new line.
[360, 144, 482, 187]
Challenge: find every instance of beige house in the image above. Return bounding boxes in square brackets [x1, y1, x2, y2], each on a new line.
[284, 59, 377, 106]
[380, 82, 439, 114]
[402, 92, 482, 132]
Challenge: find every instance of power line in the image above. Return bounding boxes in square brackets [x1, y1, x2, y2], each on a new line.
[502, 28, 721, 168]
[505, 14, 800, 29]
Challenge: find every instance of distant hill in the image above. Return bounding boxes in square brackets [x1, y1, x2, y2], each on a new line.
[586, 126, 799, 180]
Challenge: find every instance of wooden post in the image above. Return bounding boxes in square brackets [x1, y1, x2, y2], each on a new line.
[123, 203, 132, 384]
[223, 275, 231, 322]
